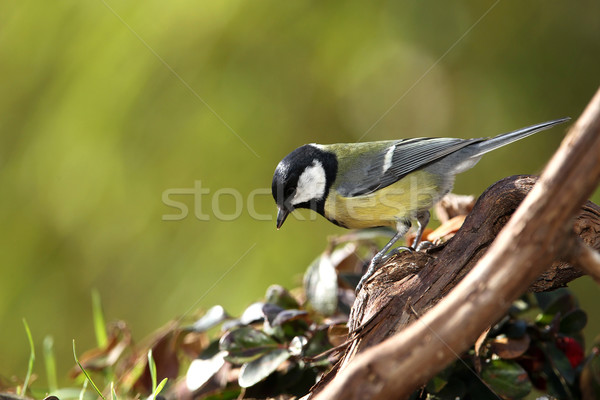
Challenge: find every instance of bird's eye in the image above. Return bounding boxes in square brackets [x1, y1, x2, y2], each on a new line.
[285, 187, 295, 198]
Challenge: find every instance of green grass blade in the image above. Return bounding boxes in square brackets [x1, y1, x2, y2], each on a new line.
[43, 335, 58, 393]
[92, 289, 108, 348]
[153, 378, 168, 399]
[111, 381, 118, 400]
[148, 378, 168, 400]
[79, 378, 89, 400]
[73, 339, 105, 400]
[148, 350, 157, 393]
[147, 350, 167, 400]
[19, 318, 35, 396]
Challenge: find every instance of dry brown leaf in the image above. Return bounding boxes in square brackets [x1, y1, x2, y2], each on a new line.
[118, 321, 181, 394]
[327, 324, 349, 347]
[490, 336, 531, 359]
[406, 228, 434, 248]
[474, 326, 491, 357]
[180, 331, 209, 359]
[70, 321, 131, 378]
[434, 193, 475, 223]
[427, 215, 466, 243]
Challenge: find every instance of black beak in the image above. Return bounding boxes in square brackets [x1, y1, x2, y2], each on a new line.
[276, 207, 290, 229]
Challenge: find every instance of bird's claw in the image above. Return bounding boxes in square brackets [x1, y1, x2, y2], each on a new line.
[415, 240, 433, 251]
[381, 245, 414, 263]
[355, 246, 416, 294]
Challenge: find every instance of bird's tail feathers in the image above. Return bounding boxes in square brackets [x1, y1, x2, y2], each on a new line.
[471, 117, 570, 157]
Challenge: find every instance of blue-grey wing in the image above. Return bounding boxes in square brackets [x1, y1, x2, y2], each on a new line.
[336, 137, 481, 197]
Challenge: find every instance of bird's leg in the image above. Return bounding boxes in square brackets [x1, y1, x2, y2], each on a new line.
[355, 222, 410, 293]
[383, 211, 430, 256]
[412, 210, 430, 250]
[355, 212, 433, 293]
[381, 245, 414, 263]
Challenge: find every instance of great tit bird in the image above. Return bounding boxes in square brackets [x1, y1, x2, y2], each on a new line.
[272, 118, 569, 291]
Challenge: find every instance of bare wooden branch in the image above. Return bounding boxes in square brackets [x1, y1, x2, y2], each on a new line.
[562, 232, 600, 285]
[310, 86, 600, 400]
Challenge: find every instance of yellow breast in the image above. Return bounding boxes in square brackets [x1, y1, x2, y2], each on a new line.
[323, 170, 441, 229]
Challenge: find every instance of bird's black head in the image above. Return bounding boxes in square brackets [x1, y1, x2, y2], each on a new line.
[272, 144, 337, 229]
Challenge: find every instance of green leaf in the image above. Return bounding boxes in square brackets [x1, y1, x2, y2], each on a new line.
[238, 348, 290, 388]
[91, 289, 108, 348]
[265, 285, 300, 309]
[535, 291, 575, 325]
[581, 341, 600, 399]
[480, 360, 532, 399]
[426, 379, 466, 400]
[304, 255, 338, 316]
[559, 309, 587, 334]
[425, 364, 454, 395]
[269, 309, 310, 339]
[426, 364, 455, 394]
[262, 303, 285, 326]
[239, 302, 266, 325]
[534, 289, 573, 311]
[219, 326, 279, 364]
[304, 328, 332, 358]
[543, 342, 576, 385]
[192, 305, 229, 332]
[280, 319, 310, 341]
[186, 351, 227, 391]
[199, 339, 222, 360]
[271, 309, 308, 326]
[426, 374, 448, 394]
[20, 318, 35, 396]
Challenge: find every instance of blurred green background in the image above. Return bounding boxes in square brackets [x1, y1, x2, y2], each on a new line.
[1, 0, 599, 388]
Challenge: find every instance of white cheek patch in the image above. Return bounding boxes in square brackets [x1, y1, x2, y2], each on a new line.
[382, 144, 395, 174]
[292, 159, 326, 206]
